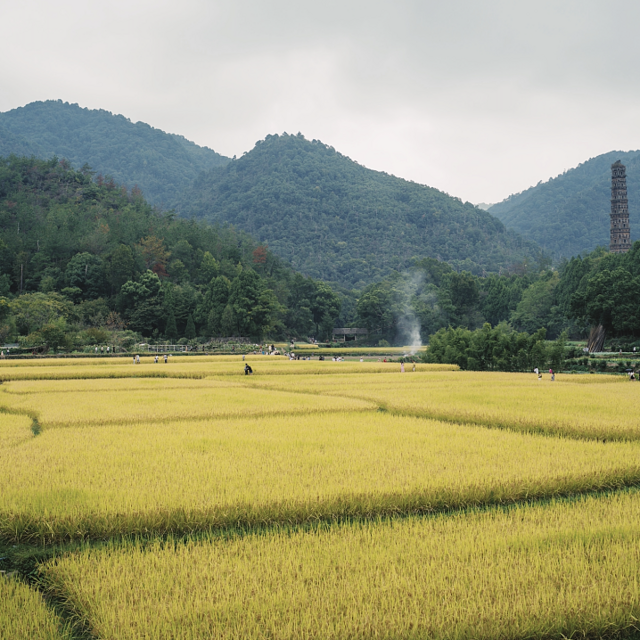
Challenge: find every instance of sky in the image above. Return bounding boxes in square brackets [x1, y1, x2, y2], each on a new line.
[2, 0, 640, 204]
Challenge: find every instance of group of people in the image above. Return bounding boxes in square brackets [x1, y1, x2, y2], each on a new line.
[534, 367, 555, 381]
[131, 354, 169, 364]
[95, 346, 111, 354]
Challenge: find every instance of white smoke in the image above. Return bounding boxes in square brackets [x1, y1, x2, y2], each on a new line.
[396, 271, 423, 356]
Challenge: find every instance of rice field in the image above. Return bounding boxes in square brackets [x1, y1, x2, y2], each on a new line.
[246, 369, 640, 441]
[0, 355, 455, 381]
[1, 356, 640, 638]
[4, 408, 640, 542]
[0, 576, 70, 640]
[41, 491, 640, 640]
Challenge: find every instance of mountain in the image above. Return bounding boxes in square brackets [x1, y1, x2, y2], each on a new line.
[489, 150, 640, 260]
[177, 133, 541, 289]
[0, 101, 230, 206]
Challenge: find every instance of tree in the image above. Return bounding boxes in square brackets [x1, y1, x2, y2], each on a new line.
[165, 310, 178, 341]
[199, 276, 230, 336]
[137, 236, 170, 278]
[106, 245, 136, 293]
[510, 272, 565, 338]
[578, 268, 640, 335]
[356, 282, 397, 336]
[64, 252, 106, 299]
[311, 282, 341, 338]
[185, 314, 196, 339]
[10, 292, 73, 335]
[228, 269, 276, 339]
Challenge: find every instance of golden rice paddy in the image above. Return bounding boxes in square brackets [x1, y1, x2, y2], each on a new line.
[1, 355, 639, 638]
[0, 575, 70, 640]
[41, 490, 640, 640]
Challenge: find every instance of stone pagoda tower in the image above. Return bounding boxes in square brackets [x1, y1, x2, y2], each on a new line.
[610, 160, 630, 253]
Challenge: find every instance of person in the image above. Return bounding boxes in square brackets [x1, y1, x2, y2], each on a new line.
[164, 354, 168, 363]
[629, 370, 635, 381]
[360, 357, 364, 362]
[133, 356, 136, 364]
[401, 362, 405, 373]
[0, 351, 4, 359]
[244, 363, 253, 375]
[107, 346, 110, 353]
[383, 358, 387, 363]
[154, 355, 158, 364]
[550, 369, 555, 381]
[534, 367, 539, 375]
[412, 363, 416, 372]
[243, 354, 245, 361]
[95, 347, 98, 354]
[136, 354, 140, 364]
[537, 372, 542, 381]
[101, 346, 104, 354]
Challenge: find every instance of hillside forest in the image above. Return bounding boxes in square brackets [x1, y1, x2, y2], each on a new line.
[178, 133, 541, 288]
[0, 102, 542, 290]
[490, 150, 640, 259]
[1, 154, 639, 358]
[0, 101, 229, 207]
[0, 156, 341, 352]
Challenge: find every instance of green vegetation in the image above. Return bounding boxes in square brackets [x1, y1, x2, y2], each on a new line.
[0, 156, 341, 348]
[490, 150, 640, 259]
[424, 324, 566, 372]
[0, 100, 229, 206]
[351, 240, 640, 368]
[178, 133, 542, 288]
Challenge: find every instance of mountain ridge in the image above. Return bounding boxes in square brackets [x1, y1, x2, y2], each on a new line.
[0, 100, 230, 206]
[176, 132, 542, 288]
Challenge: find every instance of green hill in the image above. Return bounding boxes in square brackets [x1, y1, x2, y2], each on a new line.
[0, 155, 343, 341]
[489, 150, 640, 259]
[0, 101, 230, 206]
[177, 133, 541, 289]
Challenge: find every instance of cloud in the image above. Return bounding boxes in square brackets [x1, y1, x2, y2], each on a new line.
[2, 0, 640, 202]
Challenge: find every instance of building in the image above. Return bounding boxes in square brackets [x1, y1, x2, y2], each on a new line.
[610, 160, 630, 253]
[332, 328, 368, 342]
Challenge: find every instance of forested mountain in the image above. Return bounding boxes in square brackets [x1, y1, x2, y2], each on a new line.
[489, 150, 640, 259]
[0, 156, 342, 347]
[177, 133, 541, 289]
[0, 101, 230, 206]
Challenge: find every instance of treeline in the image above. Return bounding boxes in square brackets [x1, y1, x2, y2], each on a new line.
[355, 243, 640, 349]
[423, 324, 566, 372]
[0, 156, 340, 351]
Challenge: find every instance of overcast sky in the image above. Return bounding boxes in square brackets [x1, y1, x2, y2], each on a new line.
[2, 0, 640, 204]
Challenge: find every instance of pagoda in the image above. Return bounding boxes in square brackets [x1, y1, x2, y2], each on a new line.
[610, 160, 630, 253]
